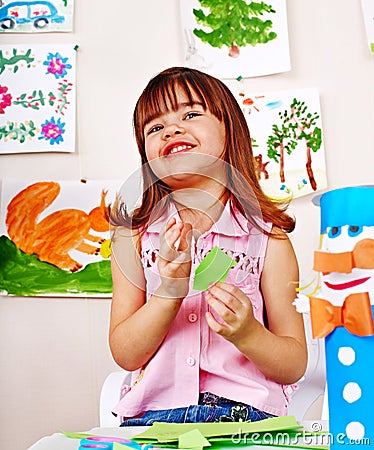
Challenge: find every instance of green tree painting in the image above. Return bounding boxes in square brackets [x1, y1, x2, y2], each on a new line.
[266, 98, 322, 191]
[193, 0, 277, 57]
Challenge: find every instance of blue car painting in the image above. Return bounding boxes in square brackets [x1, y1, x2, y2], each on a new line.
[0, 1, 65, 30]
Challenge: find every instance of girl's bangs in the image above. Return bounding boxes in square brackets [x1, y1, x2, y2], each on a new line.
[138, 76, 208, 129]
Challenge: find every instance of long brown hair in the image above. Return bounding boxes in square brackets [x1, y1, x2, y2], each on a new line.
[110, 67, 295, 235]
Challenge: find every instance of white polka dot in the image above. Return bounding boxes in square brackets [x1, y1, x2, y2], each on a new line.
[346, 422, 365, 440]
[343, 382, 361, 403]
[338, 347, 356, 366]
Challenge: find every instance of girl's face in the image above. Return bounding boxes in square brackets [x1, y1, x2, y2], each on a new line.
[143, 88, 226, 187]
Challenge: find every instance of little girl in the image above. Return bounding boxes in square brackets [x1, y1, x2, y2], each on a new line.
[109, 67, 307, 425]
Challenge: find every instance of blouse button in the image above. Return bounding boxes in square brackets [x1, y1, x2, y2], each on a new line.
[187, 357, 196, 366]
[188, 313, 198, 323]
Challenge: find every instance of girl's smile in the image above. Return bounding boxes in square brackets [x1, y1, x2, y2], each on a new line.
[162, 141, 195, 157]
[144, 89, 226, 163]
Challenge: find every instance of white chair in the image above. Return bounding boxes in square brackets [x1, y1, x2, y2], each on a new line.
[100, 370, 132, 426]
[287, 313, 326, 421]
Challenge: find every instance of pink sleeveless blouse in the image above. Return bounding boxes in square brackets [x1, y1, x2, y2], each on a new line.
[112, 202, 289, 418]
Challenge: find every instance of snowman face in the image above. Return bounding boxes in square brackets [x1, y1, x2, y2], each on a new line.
[320, 224, 374, 305]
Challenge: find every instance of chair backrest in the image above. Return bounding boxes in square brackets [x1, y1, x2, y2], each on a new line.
[99, 370, 132, 427]
[287, 313, 326, 421]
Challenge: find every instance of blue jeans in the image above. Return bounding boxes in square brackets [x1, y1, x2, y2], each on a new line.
[120, 392, 275, 426]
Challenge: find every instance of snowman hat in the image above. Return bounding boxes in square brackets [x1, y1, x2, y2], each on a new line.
[312, 185, 374, 233]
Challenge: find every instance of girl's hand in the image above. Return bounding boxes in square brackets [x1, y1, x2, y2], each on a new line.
[157, 217, 193, 299]
[205, 282, 260, 345]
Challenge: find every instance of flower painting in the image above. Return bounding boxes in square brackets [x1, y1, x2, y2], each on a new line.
[0, 44, 76, 154]
[39, 117, 65, 144]
[43, 51, 72, 77]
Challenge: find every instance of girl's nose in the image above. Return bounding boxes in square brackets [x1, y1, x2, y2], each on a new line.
[163, 123, 185, 139]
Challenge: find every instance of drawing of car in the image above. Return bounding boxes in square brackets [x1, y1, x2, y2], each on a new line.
[0, 1, 65, 30]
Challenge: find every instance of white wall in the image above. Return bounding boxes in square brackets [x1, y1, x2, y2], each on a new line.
[0, 1, 373, 448]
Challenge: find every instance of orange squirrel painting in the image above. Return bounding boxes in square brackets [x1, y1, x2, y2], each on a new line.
[6, 182, 110, 272]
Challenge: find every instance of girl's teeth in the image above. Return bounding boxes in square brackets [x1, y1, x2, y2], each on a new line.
[169, 145, 192, 154]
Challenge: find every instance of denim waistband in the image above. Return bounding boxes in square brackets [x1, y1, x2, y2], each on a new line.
[198, 391, 248, 407]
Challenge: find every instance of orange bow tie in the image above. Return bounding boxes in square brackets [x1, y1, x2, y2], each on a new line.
[310, 292, 374, 339]
[314, 238, 374, 274]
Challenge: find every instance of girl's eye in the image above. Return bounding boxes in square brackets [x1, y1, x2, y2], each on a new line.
[146, 124, 163, 135]
[185, 112, 202, 120]
[328, 226, 341, 238]
[348, 225, 363, 237]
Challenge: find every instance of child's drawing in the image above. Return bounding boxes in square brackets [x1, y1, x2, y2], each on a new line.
[229, 85, 327, 199]
[361, 0, 374, 54]
[180, 0, 291, 78]
[0, 179, 122, 297]
[0, 0, 74, 33]
[0, 44, 76, 153]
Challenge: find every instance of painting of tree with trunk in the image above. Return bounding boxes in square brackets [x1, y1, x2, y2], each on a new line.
[229, 86, 327, 199]
[192, 0, 277, 58]
[267, 98, 322, 192]
[180, 0, 290, 78]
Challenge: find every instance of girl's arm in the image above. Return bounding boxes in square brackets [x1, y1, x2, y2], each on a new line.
[205, 229, 307, 385]
[109, 220, 192, 371]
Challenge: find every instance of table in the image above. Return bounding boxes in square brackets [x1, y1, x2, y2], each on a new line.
[27, 427, 149, 450]
[27, 421, 328, 450]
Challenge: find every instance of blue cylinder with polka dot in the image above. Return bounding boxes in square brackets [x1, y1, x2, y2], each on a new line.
[313, 185, 374, 448]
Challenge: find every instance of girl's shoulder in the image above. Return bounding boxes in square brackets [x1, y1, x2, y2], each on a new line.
[111, 224, 143, 257]
[230, 203, 273, 235]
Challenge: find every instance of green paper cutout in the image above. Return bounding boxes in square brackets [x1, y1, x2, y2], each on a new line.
[62, 416, 328, 450]
[178, 429, 211, 449]
[193, 246, 237, 291]
[62, 431, 94, 440]
[113, 443, 141, 450]
[133, 416, 302, 442]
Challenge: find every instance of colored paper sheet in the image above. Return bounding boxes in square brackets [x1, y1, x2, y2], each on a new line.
[63, 420, 329, 450]
[113, 443, 151, 450]
[193, 246, 237, 291]
[178, 429, 211, 449]
[133, 416, 302, 443]
[63, 431, 94, 439]
[192, 434, 327, 450]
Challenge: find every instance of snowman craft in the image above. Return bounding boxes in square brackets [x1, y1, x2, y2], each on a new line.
[309, 186, 374, 447]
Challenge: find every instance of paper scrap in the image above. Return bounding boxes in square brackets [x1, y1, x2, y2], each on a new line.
[193, 246, 237, 291]
[133, 415, 302, 442]
[178, 429, 211, 449]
